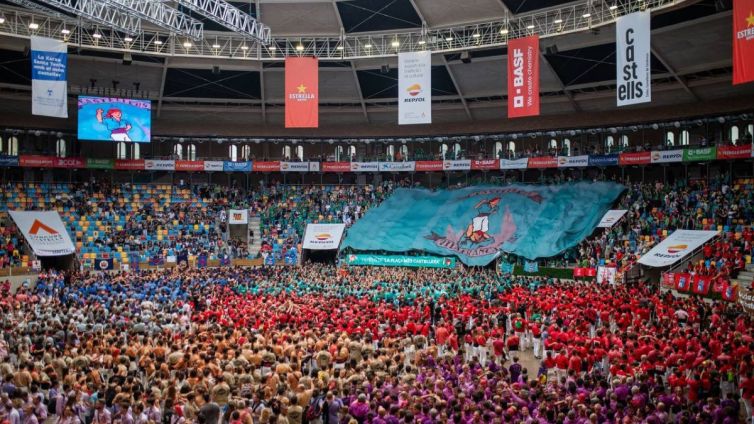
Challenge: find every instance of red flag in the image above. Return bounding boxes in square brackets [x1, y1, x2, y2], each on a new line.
[722, 284, 738, 302]
[285, 57, 319, 128]
[733, 0, 754, 85]
[573, 268, 585, 277]
[692, 275, 711, 295]
[585, 268, 597, 277]
[674, 273, 691, 292]
[507, 35, 540, 118]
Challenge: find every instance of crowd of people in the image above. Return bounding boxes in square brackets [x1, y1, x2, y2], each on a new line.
[0, 264, 752, 424]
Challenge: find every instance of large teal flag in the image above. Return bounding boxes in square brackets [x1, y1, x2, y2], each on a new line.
[342, 183, 624, 266]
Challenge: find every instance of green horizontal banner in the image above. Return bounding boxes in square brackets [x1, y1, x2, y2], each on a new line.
[344, 253, 456, 268]
[683, 147, 716, 162]
[86, 158, 114, 169]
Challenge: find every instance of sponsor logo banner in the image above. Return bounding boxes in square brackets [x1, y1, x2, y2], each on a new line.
[350, 162, 379, 172]
[345, 254, 456, 268]
[114, 159, 145, 170]
[637, 229, 719, 267]
[379, 161, 416, 172]
[597, 266, 617, 284]
[557, 155, 589, 168]
[616, 11, 651, 106]
[651, 149, 683, 163]
[717, 145, 752, 160]
[53, 157, 85, 168]
[253, 161, 281, 172]
[508, 35, 540, 118]
[31, 36, 68, 118]
[597, 209, 628, 228]
[223, 161, 252, 172]
[619, 151, 651, 166]
[0, 155, 19, 167]
[280, 161, 310, 172]
[303, 223, 346, 250]
[733, 0, 754, 84]
[500, 158, 529, 169]
[527, 156, 557, 168]
[175, 160, 205, 172]
[415, 161, 444, 172]
[20, 155, 54, 167]
[145, 159, 175, 171]
[309, 162, 320, 172]
[443, 160, 471, 171]
[203, 161, 224, 172]
[322, 162, 351, 173]
[398, 51, 432, 125]
[588, 154, 619, 167]
[739, 283, 754, 315]
[8, 210, 76, 256]
[471, 159, 499, 170]
[285, 57, 318, 128]
[683, 147, 717, 162]
[342, 182, 624, 266]
[228, 209, 249, 225]
[86, 158, 113, 169]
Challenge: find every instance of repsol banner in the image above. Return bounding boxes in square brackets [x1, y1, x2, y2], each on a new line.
[344, 253, 456, 269]
[616, 11, 651, 106]
[651, 150, 683, 163]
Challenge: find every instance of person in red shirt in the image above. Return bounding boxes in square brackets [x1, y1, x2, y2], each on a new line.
[530, 322, 542, 359]
[554, 349, 569, 381]
[568, 352, 583, 376]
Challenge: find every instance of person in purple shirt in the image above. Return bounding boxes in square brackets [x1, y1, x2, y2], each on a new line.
[323, 392, 343, 424]
[348, 394, 370, 423]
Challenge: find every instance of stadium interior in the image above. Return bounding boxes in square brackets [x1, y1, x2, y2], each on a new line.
[0, 0, 753, 423]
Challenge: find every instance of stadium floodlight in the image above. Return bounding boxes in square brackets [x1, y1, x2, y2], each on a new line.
[174, 0, 271, 44]
[102, 0, 203, 41]
[34, 0, 141, 35]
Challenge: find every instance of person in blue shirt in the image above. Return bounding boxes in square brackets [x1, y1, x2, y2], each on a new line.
[96, 108, 132, 142]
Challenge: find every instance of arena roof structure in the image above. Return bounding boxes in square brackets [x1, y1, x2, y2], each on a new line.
[0, 0, 750, 136]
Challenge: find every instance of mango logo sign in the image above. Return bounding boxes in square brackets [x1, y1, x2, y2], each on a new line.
[667, 244, 688, 254]
[407, 83, 422, 96]
[315, 233, 331, 241]
[29, 219, 58, 235]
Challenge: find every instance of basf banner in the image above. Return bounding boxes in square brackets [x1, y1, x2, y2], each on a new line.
[557, 155, 589, 168]
[342, 183, 624, 266]
[733, 0, 754, 85]
[228, 209, 249, 225]
[285, 57, 318, 128]
[379, 161, 415, 172]
[9, 211, 76, 256]
[508, 35, 540, 118]
[398, 51, 432, 125]
[637, 230, 719, 267]
[597, 209, 628, 228]
[303, 223, 346, 250]
[651, 149, 683, 164]
[31, 36, 68, 118]
[616, 11, 651, 106]
[500, 158, 529, 169]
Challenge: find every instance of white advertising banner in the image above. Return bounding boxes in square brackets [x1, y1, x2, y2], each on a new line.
[204, 161, 224, 172]
[557, 155, 589, 168]
[500, 158, 529, 169]
[597, 266, 617, 285]
[651, 149, 683, 163]
[379, 161, 416, 172]
[309, 162, 320, 172]
[350, 162, 379, 172]
[616, 11, 651, 106]
[228, 209, 249, 225]
[145, 159, 175, 171]
[31, 36, 68, 118]
[398, 51, 432, 125]
[637, 230, 719, 267]
[443, 160, 471, 171]
[280, 162, 311, 172]
[9, 211, 75, 256]
[597, 209, 628, 228]
[303, 223, 346, 250]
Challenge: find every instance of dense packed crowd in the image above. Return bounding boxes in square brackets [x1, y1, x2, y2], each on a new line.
[0, 264, 752, 424]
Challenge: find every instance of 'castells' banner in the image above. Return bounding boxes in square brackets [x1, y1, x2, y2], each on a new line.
[508, 35, 540, 118]
[733, 0, 754, 84]
[398, 51, 432, 125]
[344, 254, 456, 269]
[31, 36, 68, 118]
[342, 183, 624, 266]
[616, 11, 651, 106]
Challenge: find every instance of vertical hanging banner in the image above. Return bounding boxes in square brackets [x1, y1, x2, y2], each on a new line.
[31, 36, 68, 118]
[733, 0, 754, 84]
[285, 57, 319, 128]
[507, 35, 540, 118]
[398, 51, 432, 125]
[616, 11, 651, 106]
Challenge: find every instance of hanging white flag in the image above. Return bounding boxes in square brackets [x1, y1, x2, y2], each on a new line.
[616, 11, 651, 107]
[31, 36, 68, 118]
[398, 51, 431, 125]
